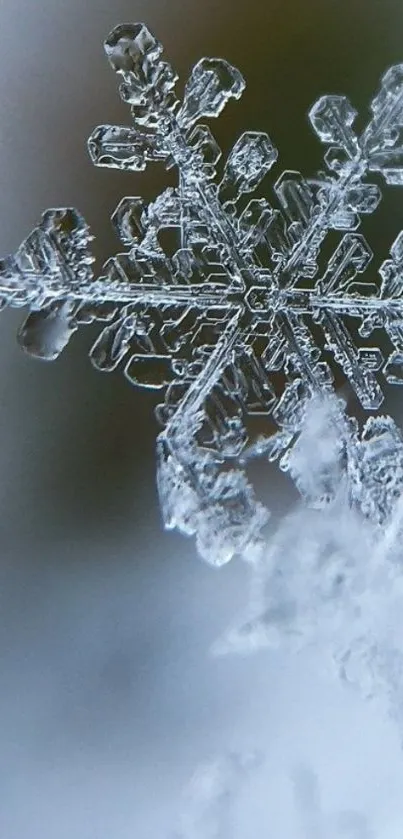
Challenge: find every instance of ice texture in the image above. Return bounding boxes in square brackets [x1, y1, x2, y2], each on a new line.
[171, 752, 260, 839]
[2, 23, 403, 564]
[170, 753, 374, 838]
[212, 394, 403, 740]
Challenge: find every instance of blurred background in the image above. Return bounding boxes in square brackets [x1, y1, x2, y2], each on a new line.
[1, 0, 403, 836]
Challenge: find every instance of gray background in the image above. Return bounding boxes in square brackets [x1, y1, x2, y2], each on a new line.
[1, 1, 403, 836]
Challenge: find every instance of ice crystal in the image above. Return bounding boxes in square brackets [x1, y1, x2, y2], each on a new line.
[2, 22, 403, 564]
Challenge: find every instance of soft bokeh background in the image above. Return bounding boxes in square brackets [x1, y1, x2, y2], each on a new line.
[1, 1, 403, 836]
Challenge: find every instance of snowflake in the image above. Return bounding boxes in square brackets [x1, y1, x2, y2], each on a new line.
[2, 22, 403, 564]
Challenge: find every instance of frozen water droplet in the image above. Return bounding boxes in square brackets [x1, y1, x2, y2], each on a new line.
[18, 301, 76, 360]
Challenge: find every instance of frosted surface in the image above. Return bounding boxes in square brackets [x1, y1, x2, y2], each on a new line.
[2, 22, 403, 564]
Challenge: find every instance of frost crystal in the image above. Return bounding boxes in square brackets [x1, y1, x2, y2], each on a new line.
[2, 22, 403, 564]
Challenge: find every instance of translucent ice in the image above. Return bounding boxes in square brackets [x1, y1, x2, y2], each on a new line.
[3, 23, 403, 563]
